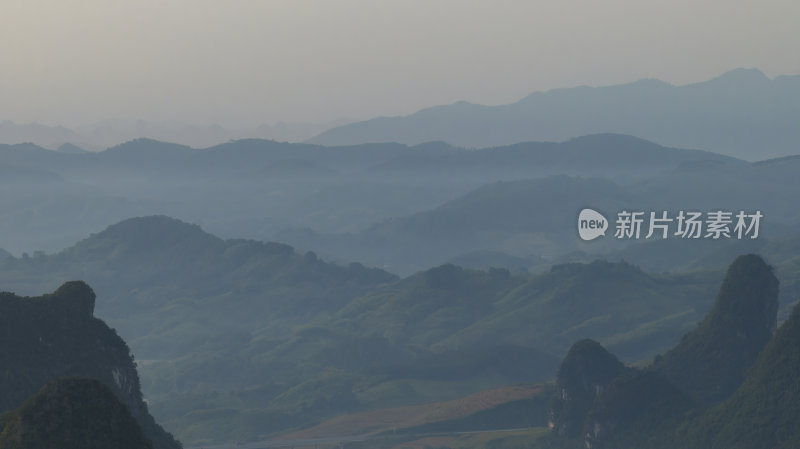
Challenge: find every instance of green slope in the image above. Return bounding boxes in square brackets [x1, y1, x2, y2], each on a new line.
[654, 254, 779, 405]
[0, 217, 759, 445]
[543, 254, 786, 449]
[0, 378, 154, 449]
[681, 301, 800, 449]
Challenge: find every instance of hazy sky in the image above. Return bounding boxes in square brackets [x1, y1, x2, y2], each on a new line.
[1, 0, 798, 128]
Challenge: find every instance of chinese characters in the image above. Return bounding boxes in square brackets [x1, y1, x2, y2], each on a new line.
[613, 210, 762, 240]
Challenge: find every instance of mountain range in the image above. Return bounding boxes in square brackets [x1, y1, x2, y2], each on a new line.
[0, 118, 347, 151]
[0, 215, 731, 444]
[0, 133, 758, 267]
[309, 68, 800, 161]
[2, 104, 799, 446]
[278, 156, 800, 275]
[2, 215, 798, 446]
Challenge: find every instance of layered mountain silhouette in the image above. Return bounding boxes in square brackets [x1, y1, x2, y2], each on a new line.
[0, 118, 345, 150]
[7, 132, 800, 269]
[277, 160, 800, 275]
[309, 68, 800, 160]
[0, 216, 726, 443]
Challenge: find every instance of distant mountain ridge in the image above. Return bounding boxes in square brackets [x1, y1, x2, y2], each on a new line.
[278, 157, 800, 275]
[0, 118, 348, 151]
[0, 133, 747, 257]
[309, 68, 800, 160]
[0, 133, 739, 178]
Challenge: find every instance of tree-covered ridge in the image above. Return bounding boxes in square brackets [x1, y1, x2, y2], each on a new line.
[679, 301, 800, 449]
[3, 215, 398, 356]
[0, 215, 727, 443]
[0, 282, 180, 449]
[0, 377, 153, 449]
[653, 254, 779, 405]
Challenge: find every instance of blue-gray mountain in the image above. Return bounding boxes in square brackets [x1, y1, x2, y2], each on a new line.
[309, 68, 800, 160]
[278, 155, 800, 275]
[0, 133, 746, 260]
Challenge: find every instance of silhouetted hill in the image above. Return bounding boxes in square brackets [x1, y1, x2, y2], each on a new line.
[653, 254, 779, 405]
[585, 269, 800, 449]
[46, 216, 399, 341]
[681, 302, 800, 449]
[545, 255, 784, 449]
[309, 68, 800, 160]
[548, 340, 629, 437]
[0, 377, 154, 449]
[0, 282, 180, 449]
[366, 134, 740, 180]
[97, 139, 195, 172]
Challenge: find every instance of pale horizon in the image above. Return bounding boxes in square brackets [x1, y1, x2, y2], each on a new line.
[1, 0, 798, 129]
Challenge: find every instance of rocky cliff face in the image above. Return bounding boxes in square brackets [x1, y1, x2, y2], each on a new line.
[0, 282, 180, 449]
[548, 339, 628, 437]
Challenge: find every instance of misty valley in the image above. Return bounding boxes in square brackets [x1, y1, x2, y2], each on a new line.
[2, 70, 800, 449]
